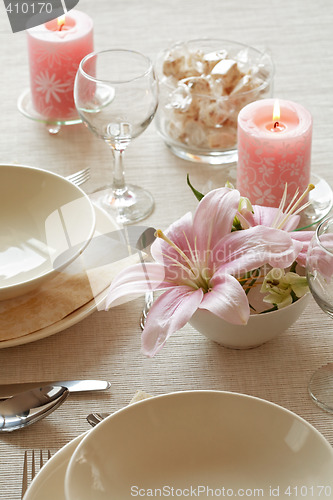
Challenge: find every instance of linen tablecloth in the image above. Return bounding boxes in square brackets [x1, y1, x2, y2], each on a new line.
[0, 0, 332, 498]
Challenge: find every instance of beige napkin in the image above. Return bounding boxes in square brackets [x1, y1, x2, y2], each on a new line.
[129, 390, 152, 404]
[0, 254, 138, 342]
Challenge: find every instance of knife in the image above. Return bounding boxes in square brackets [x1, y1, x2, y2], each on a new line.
[0, 380, 111, 400]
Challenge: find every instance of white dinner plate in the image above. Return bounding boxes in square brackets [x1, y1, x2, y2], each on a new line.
[23, 392, 333, 500]
[0, 205, 123, 349]
[65, 391, 333, 500]
[23, 432, 88, 500]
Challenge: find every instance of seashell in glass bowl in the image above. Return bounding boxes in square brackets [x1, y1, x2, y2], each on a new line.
[155, 38, 274, 165]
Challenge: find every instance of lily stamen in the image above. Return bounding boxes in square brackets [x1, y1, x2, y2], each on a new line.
[284, 187, 300, 215]
[156, 229, 211, 292]
[275, 183, 315, 230]
[155, 229, 195, 274]
[182, 230, 198, 266]
[271, 183, 289, 229]
[160, 251, 196, 278]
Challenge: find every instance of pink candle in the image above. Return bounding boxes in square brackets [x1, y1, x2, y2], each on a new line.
[236, 98, 312, 207]
[27, 10, 93, 120]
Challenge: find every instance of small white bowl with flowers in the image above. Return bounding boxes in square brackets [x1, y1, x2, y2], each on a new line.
[106, 180, 314, 355]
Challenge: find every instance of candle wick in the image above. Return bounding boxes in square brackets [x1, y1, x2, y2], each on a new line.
[59, 23, 64, 31]
[273, 121, 279, 129]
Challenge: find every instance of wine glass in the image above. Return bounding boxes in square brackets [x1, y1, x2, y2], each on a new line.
[306, 216, 333, 412]
[74, 49, 158, 224]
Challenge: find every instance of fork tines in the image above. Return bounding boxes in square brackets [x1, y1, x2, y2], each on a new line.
[66, 167, 90, 186]
[21, 449, 51, 499]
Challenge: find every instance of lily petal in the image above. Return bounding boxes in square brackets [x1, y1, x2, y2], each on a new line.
[213, 226, 303, 275]
[105, 263, 172, 309]
[193, 187, 239, 254]
[290, 231, 314, 267]
[142, 286, 204, 357]
[151, 212, 194, 265]
[252, 205, 300, 231]
[199, 273, 250, 324]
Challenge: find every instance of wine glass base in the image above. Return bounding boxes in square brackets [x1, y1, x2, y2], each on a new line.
[91, 184, 154, 225]
[297, 173, 333, 230]
[308, 363, 333, 413]
[17, 89, 82, 134]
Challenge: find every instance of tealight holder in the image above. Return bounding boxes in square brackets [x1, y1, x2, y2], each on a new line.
[17, 88, 82, 134]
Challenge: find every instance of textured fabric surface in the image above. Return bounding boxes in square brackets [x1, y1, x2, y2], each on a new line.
[0, 1, 333, 498]
[0, 256, 139, 341]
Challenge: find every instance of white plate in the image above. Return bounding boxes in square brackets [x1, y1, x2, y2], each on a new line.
[65, 391, 333, 500]
[24, 432, 88, 500]
[0, 205, 121, 349]
[0, 164, 95, 300]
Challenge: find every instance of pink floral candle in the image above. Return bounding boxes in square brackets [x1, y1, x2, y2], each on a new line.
[27, 10, 93, 120]
[236, 98, 312, 207]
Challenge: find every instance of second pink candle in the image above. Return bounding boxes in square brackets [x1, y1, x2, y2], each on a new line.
[236, 98, 312, 207]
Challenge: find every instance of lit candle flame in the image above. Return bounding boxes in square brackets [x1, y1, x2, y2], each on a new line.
[273, 99, 280, 125]
[57, 15, 66, 31]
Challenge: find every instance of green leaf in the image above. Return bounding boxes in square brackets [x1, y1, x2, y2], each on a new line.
[187, 174, 204, 202]
[289, 260, 297, 273]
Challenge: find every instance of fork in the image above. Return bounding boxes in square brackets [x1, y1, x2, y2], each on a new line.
[21, 449, 51, 499]
[66, 167, 90, 187]
[86, 412, 110, 427]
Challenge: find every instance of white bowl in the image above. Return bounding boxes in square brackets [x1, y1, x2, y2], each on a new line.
[189, 293, 310, 349]
[0, 164, 95, 300]
[65, 391, 333, 500]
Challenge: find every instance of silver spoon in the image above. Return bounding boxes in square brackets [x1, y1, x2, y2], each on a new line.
[0, 385, 69, 432]
[134, 227, 156, 330]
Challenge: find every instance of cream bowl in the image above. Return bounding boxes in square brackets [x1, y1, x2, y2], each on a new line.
[189, 293, 310, 349]
[64, 391, 333, 500]
[0, 164, 95, 300]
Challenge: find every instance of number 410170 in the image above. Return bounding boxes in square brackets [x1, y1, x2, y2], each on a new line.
[284, 485, 332, 497]
[5, 3, 53, 14]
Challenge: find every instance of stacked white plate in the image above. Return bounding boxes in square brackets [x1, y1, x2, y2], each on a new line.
[24, 391, 333, 500]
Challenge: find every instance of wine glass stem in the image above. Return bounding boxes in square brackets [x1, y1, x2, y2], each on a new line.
[111, 147, 127, 193]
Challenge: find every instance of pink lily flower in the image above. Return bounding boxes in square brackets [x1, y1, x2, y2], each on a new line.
[239, 184, 315, 267]
[106, 187, 303, 357]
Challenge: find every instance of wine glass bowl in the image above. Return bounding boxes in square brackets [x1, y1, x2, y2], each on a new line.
[306, 216, 333, 412]
[74, 49, 158, 224]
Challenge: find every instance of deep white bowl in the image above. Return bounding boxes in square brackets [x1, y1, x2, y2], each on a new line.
[189, 293, 310, 349]
[65, 391, 333, 500]
[0, 164, 95, 300]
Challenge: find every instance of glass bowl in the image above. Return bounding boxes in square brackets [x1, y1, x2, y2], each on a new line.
[155, 39, 274, 165]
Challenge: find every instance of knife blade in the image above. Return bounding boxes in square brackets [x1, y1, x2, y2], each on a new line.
[0, 380, 111, 400]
